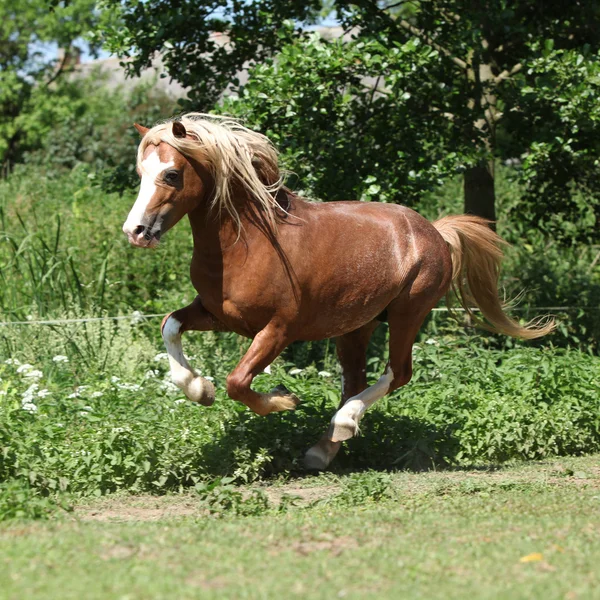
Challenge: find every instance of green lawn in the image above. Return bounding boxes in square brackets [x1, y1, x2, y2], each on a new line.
[1, 455, 599, 600]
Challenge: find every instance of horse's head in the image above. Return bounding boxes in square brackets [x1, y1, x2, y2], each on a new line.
[122, 121, 206, 248]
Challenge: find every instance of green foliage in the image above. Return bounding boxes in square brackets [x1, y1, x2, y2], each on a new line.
[330, 471, 394, 506]
[0, 480, 66, 521]
[98, 0, 600, 237]
[222, 34, 463, 204]
[194, 478, 271, 517]
[0, 0, 98, 169]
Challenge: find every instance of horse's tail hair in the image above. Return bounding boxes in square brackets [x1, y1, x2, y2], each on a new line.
[433, 215, 555, 339]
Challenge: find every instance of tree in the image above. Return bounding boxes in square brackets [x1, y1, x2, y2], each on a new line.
[99, 1, 600, 240]
[0, 0, 98, 172]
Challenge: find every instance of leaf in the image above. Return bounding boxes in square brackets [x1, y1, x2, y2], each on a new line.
[519, 552, 543, 563]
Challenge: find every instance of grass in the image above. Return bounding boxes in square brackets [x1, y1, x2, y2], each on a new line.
[1, 454, 600, 599]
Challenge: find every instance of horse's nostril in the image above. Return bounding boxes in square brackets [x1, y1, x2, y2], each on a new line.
[133, 225, 145, 236]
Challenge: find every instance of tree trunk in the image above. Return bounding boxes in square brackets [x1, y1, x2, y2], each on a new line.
[463, 160, 496, 223]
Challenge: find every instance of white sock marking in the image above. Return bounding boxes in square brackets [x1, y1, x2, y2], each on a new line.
[332, 366, 394, 428]
[162, 316, 200, 396]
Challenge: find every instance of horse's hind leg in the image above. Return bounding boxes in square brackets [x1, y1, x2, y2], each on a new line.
[304, 321, 378, 470]
[328, 306, 429, 442]
[162, 296, 227, 406]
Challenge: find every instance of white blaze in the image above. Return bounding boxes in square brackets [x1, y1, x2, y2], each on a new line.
[123, 150, 174, 233]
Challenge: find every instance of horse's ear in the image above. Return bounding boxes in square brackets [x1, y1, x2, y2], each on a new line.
[172, 121, 187, 139]
[133, 123, 150, 137]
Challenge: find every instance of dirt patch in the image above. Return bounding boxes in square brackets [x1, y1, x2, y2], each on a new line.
[261, 484, 339, 506]
[75, 496, 200, 522]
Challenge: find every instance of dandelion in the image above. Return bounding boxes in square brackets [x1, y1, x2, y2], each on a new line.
[16, 364, 34, 373]
[52, 355, 69, 363]
[289, 368, 303, 375]
[318, 370, 332, 378]
[24, 370, 43, 379]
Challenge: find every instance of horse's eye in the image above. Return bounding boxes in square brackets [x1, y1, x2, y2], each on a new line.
[164, 170, 179, 184]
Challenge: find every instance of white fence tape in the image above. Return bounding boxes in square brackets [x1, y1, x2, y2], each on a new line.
[0, 307, 597, 327]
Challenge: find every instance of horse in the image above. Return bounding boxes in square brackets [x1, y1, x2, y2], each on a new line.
[122, 113, 554, 471]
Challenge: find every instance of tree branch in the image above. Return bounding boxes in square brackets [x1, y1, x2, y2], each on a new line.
[494, 62, 522, 84]
[396, 19, 468, 71]
[45, 44, 72, 87]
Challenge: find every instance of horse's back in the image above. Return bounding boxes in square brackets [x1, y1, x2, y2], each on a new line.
[275, 198, 452, 338]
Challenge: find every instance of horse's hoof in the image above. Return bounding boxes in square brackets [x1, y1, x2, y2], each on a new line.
[267, 390, 299, 412]
[304, 439, 342, 471]
[186, 376, 216, 406]
[328, 414, 358, 442]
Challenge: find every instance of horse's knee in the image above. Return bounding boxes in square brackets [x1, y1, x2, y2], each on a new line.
[226, 370, 252, 400]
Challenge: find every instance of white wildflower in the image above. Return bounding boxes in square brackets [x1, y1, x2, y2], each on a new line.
[160, 380, 179, 393]
[21, 383, 39, 401]
[154, 353, 169, 362]
[425, 338, 439, 346]
[37, 389, 51, 398]
[111, 376, 120, 383]
[67, 392, 80, 399]
[131, 310, 144, 324]
[289, 368, 303, 375]
[144, 369, 159, 379]
[24, 370, 43, 379]
[318, 370, 332, 378]
[22, 402, 37, 412]
[91, 391, 103, 398]
[0, 390, 6, 396]
[5, 358, 20, 366]
[52, 355, 69, 363]
[81, 405, 93, 411]
[16, 364, 33, 373]
[174, 398, 187, 405]
[117, 382, 141, 391]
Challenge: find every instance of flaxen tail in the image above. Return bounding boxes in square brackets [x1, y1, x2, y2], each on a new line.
[433, 215, 555, 339]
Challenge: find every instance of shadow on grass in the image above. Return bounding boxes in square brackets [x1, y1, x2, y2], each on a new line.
[197, 400, 463, 478]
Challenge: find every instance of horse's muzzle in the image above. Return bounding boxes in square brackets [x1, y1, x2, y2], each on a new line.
[123, 224, 161, 248]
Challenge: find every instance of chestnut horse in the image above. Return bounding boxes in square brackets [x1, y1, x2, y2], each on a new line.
[122, 114, 554, 470]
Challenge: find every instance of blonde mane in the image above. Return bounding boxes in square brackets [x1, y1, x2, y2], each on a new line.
[137, 113, 285, 233]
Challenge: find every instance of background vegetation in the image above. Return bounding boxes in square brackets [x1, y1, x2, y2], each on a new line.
[0, 0, 599, 527]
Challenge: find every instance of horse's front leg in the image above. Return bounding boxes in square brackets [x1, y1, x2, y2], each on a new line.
[162, 296, 227, 406]
[226, 324, 298, 416]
